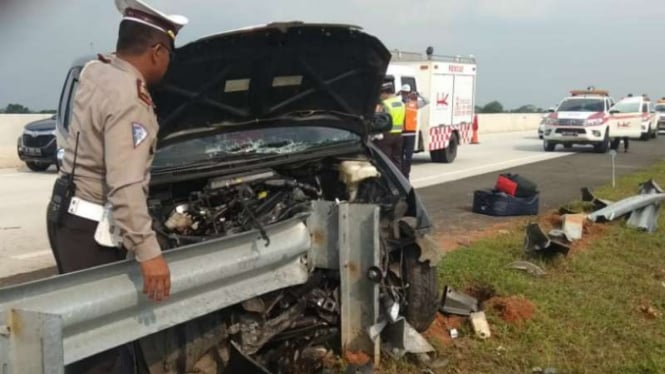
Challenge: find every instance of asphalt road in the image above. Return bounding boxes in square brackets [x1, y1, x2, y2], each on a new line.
[2, 132, 664, 285]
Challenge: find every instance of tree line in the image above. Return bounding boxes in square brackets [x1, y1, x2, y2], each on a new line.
[0, 103, 55, 114]
[475, 101, 546, 114]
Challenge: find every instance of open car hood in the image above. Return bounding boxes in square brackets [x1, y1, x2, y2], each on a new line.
[152, 22, 391, 145]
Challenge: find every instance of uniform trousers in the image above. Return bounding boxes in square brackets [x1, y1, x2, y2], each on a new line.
[374, 132, 403, 171]
[401, 133, 416, 179]
[47, 213, 135, 374]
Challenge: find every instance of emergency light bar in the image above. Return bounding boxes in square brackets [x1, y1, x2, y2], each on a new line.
[570, 89, 609, 97]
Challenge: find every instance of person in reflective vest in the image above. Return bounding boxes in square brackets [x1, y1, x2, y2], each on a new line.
[374, 82, 406, 170]
[400, 84, 429, 179]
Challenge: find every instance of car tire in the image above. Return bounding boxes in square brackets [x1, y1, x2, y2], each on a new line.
[594, 131, 610, 153]
[543, 140, 556, 152]
[640, 129, 650, 141]
[403, 247, 440, 333]
[652, 127, 658, 139]
[26, 161, 50, 172]
[429, 133, 458, 163]
[441, 133, 458, 163]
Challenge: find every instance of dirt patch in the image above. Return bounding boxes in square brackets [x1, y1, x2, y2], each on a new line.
[423, 313, 467, 347]
[344, 350, 370, 366]
[487, 296, 535, 326]
[437, 220, 520, 252]
[639, 302, 662, 320]
[465, 282, 497, 304]
[541, 210, 563, 228]
[569, 220, 610, 254]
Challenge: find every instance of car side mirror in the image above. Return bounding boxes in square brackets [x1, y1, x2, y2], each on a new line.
[369, 112, 392, 134]
[610, 109, 620, 115]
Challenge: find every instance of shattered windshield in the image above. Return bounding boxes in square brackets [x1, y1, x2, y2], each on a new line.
[153, 126, 360, 169]
[557, 99, 605, 112]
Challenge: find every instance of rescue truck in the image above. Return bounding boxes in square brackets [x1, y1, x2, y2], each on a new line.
[387, 48, 477, 163]
[543, 88, 642, 153]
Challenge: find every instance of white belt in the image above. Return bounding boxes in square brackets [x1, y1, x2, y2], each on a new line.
[68, 197, 104, 222]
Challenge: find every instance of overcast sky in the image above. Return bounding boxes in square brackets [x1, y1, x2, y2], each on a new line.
[1, 0, 664, 111]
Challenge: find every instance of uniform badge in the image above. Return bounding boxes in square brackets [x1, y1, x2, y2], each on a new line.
[132, 123, 148, 147]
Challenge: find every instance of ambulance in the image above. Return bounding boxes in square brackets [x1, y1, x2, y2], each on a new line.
[387, 49, 477, 163]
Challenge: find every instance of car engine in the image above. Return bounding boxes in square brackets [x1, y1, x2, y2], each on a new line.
[149, 157, 397, 249]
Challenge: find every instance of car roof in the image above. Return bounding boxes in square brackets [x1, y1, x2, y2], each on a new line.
[618, 97, 643, 103]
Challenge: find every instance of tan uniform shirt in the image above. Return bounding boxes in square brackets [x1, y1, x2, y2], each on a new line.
[61, 54, 161, 262]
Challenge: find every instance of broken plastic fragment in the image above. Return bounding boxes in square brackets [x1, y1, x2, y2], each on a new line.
[440, 286, 479, 316]
[524, 223, 570, 255]
[470, 311, 491, 339]
[507, 261, 547, 276]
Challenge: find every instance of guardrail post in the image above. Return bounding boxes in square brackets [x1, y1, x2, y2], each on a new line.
[338, 203, 381, 363]
[2, 309, 64, 374]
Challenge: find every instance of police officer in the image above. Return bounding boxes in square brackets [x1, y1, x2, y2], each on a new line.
[46, 1, 187, 372]
[375, 82, 406, 170]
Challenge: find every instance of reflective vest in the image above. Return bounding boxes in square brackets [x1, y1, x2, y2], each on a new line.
[404, 100, 418, 132]
[382, 96, 405, 134]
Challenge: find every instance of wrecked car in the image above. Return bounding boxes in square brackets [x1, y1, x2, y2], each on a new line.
[54, 22, 442, 372]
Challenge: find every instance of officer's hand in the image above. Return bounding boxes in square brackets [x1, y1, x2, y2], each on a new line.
[139, 255, 171, 302]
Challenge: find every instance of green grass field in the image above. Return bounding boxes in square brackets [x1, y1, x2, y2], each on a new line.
[382, 161, 665, 374]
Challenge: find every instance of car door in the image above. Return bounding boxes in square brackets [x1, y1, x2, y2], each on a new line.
[608, 100, 642, 138]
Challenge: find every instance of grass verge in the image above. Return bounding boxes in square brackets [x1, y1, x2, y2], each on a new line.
[383, 160, 665, 373]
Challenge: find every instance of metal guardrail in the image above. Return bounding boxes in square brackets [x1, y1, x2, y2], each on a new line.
[0, 217, 312, 373]
[0, 203, 386, 373]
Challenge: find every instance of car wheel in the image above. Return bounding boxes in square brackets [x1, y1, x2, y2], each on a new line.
[652, 127, 658, 139]
[429, 134, 458, 163]
[594, 131, 610, 153]
[441, 134, 458, 163]
[403, 246, 440, 332]
[543, 140, 556, 152]
[640, 130, 650, 141]
[26, 161, 50, 172]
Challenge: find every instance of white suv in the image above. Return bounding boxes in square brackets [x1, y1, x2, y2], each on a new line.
[655, 100, 665, 134]
[542, 90, 615, 153]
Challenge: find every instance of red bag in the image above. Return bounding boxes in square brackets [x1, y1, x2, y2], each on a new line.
[495, 175, 518, 196]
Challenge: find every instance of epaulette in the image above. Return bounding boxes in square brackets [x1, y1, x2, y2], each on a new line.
[136, 79, 153, 107]
[97, 54, 111, 63]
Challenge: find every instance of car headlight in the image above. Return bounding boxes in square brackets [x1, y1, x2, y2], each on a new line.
[542, 118, 557, 126]
[57, 148, 65, 162]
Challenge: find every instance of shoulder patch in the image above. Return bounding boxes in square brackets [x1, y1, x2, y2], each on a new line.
[132, 123, 149, 147]
[136, 79, 153, 107]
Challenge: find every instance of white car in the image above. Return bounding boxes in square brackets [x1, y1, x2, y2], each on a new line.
[608, 96, 657, 141]
[654, 100, 665, 134]
[542, 90, 616, 153]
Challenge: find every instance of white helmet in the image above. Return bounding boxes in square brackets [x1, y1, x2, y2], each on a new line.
[400, 84, 411, 93]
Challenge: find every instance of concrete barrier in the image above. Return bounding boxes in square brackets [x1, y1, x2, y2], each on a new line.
[0, 113, 543, 169]
[477, 113, 543, 135]
[0, 114, 53, 169]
